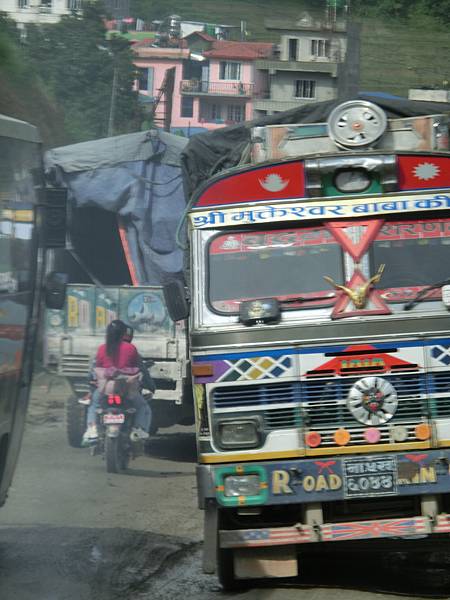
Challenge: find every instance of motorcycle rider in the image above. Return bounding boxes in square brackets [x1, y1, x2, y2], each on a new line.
[82, 319, 152, 444]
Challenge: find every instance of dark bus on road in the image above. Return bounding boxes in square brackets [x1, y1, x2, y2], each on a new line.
[0, 113, 66, 508]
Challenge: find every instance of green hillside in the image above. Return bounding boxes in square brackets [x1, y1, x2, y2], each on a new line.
[359, 19, 450, 95]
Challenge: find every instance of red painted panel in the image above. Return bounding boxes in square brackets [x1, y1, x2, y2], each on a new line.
[196, 162, 305, 207]
[326, 219, 384, 262]
[398, 155, 450, 190]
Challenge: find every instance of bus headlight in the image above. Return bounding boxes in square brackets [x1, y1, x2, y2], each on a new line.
[217, 418, 261, 449]
[224, 474, 261, 497]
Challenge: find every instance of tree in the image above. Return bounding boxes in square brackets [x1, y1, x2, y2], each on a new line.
[0, 13, 66, 146]
[25, 3, 142, 143]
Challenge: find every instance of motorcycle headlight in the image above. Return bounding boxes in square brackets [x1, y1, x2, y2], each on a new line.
[224, 474, 261, 497]
[216, 418, 261, 449]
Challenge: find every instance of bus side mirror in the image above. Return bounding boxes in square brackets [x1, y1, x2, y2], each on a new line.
[163, 280, 189, 321]
[41, 187, 68, 248]
[45, 271, 68, 309]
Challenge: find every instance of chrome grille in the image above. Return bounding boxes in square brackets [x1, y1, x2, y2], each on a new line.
[60, 354, 91, 377]
[212, 382, 300, 408]
[211, 370, 438, 445]
[428, 371, 450, 418]
[265, 407, 301, 430]
[303, 373, 427, 429]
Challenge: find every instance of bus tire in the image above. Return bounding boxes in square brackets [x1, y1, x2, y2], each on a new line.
[66, 395, 87, 448]
[217, 547, 246, 592]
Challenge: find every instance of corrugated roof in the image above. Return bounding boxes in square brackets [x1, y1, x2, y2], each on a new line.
[203, 40, 274, 60]
[184, 31, 216, 42]
[133, 46, 190, 58]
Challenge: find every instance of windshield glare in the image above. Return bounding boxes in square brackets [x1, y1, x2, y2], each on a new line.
[208, 227, 343, 313]
[374, 219, 450, 302]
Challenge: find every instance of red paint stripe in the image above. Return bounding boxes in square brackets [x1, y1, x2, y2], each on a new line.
[117, 217, 139, 285]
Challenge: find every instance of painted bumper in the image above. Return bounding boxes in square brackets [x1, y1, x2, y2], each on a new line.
[220, 514, 450, 548]
[209, 449, 450, 507]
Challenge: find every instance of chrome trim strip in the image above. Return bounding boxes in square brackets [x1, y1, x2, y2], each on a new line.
[191, 315, 450, 352]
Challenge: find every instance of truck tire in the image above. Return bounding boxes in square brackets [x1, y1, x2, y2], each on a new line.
[149, 420, 159, 435]
[66, 396, 87, 448]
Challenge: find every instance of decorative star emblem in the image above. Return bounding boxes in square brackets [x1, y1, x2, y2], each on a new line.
[259, 173, 289, 192]
[413, 162, 440, 181]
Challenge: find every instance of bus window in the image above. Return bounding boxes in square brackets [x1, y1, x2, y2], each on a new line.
[0, 116, 43, 509]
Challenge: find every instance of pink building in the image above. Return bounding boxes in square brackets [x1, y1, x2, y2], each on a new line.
[133, 34, 273, 135]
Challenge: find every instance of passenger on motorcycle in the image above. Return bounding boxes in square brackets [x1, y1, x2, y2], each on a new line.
[82, 319, 152, 444]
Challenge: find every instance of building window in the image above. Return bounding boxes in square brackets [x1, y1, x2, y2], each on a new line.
[67, 0, 82, 9]
[181, 97, 194, 118]
[311, 39, 330, 58]
[18, 0, 28, 8]
[227, 104, 244, 122]
[199, 102, 225, 122]
[211, 104, 222, 120]
[219, 61, 241, 80]
[294, 80, 316, 99]
[40, 0, 52, 9]
[288, 38, 298, 61]
[136, 67, 154, 94]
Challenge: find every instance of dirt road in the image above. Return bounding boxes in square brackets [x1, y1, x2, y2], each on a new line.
[1, 373, 450, 599]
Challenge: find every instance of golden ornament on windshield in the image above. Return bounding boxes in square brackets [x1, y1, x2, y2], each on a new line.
[324, 264, 385, 309]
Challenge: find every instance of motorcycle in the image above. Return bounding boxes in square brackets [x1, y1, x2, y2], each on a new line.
[92, 363, 154, 474]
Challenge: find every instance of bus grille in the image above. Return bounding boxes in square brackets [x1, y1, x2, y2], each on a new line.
[210, 370, 450, 445]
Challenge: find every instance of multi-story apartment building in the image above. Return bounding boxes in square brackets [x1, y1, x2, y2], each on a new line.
[133, 32, 273, 135]
[253, 12, 348, 116]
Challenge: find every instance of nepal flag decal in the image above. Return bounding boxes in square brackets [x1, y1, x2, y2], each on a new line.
[398, 155, 450, 190]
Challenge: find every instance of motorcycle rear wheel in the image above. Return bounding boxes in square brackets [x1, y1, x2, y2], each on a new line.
[105, 436, 128, 473]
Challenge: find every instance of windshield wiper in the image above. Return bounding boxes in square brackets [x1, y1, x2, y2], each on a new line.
[279, 293, 336, 305]
[403, 278, 450, 311]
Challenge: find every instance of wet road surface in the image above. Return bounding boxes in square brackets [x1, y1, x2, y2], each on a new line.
[2, 373, 450, 599]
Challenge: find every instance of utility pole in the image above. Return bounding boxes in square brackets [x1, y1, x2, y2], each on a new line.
[334, 0, 360, 99]
[107, 64, 118, 137]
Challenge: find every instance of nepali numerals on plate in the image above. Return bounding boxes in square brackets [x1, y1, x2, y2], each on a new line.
[343, 456, 397, 498]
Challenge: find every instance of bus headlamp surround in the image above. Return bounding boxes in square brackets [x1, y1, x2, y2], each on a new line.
[224, 474, 261, 497]
[216, 417, 262, 449]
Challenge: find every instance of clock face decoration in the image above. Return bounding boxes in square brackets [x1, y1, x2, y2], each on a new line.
[347, 376, 398, 425]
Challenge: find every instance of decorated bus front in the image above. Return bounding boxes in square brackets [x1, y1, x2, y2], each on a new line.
[187, 101, 450, 584]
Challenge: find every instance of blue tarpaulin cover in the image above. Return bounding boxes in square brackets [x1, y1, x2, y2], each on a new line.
[45, 129, 188, 285]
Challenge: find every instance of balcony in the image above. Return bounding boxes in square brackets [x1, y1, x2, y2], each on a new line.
[180, 80, 254, 97]
[255, 59, 338, 76]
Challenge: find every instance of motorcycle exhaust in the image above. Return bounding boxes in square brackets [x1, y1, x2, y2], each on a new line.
[129, 430, 141, 443]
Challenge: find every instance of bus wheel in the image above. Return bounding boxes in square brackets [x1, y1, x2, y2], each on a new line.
[66, 396, 87, 448]
[217, 547, 246, 592]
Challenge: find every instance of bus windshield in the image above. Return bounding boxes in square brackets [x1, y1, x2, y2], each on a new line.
[373, 219, 450, 303]
[208, 226, 343, 313]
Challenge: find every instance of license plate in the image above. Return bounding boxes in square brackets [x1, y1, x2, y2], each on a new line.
[343, 456, 397, 498]
[103, 413, 125, 424]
